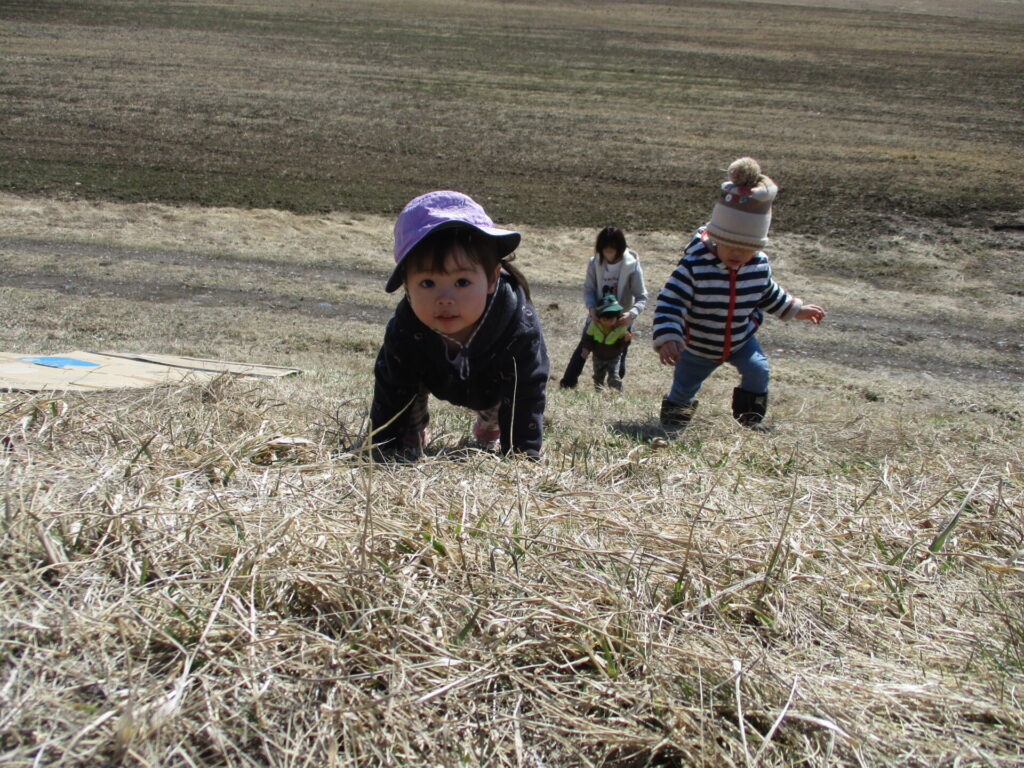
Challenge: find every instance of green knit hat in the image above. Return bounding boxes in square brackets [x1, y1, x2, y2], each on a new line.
[597, 294, 624, 317]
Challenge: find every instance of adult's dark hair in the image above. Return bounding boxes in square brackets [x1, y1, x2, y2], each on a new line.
[594, 226, 627, 263]
[401, 226, 531, 300]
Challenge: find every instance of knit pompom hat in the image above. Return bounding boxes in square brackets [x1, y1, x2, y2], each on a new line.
[706, 157, 778, 249]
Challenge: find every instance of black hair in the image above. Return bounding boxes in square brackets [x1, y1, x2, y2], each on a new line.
[401, 226, 531, 300]
[594, 226, 627, 263]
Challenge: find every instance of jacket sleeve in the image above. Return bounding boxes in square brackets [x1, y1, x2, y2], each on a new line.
[368, 319, 421, 450]
[758, 263, 803, 320]
[582, 256, 601, 309]
[651, 260, 692, 350]
[627, 253, 648, 317]
[497, 322, 549, 458]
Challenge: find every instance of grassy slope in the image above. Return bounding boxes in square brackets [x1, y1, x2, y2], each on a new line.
[1, 195, 1022, 767]
[1, 0, 1023, 765]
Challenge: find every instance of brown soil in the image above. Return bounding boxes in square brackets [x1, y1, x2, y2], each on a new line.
[2, 0, 1022, 237]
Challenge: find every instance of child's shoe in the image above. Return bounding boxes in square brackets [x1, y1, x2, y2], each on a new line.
[401, 427, 430, 456]
[660, 398, 697, 431]
[732, 388, 771, 432]
[471, 416, 500, 447]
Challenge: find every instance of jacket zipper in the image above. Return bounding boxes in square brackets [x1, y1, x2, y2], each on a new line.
[719, 268, 737, 363]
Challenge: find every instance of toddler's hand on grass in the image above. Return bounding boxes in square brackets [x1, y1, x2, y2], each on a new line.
[797, 304, 826, 324]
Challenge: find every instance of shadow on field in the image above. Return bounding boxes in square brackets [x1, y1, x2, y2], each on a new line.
[610, 421, 671, 444]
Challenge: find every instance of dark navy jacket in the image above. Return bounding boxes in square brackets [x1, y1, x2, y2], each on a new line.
[370, 271, 548, 457]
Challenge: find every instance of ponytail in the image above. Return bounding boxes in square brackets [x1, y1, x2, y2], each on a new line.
[500, 255, 532, 302]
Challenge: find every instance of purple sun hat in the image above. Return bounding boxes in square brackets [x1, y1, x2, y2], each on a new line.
[386, 190, 521, 293]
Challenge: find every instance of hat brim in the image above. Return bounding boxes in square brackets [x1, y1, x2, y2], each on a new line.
[705, 225, 769, 250]
[385, 222, 520, 293]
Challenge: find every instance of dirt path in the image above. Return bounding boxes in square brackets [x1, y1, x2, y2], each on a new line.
[3, 236, 1021, 385]
[0, 236, 390, 323]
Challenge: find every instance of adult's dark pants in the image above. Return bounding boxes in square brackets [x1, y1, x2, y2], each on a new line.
[559, 326, 629, 388]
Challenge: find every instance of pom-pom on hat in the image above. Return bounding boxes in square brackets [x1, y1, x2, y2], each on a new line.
[386, 190, 521, 292]
[705, 157, 778, 249]
[597, 294, 624, 317]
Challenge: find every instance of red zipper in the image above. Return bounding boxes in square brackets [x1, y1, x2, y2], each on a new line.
[719, 268, 736, 362]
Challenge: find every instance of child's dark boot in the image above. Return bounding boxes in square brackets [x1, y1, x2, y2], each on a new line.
[732, 388, 770, 432]
[660, 398, 697, 431]
[608, 367, 623, 391]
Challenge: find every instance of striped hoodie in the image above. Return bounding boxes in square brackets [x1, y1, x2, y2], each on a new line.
[652, 227, 802, 361]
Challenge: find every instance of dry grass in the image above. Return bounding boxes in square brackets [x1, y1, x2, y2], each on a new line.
[2, 191, 1023, 765]
[2, 360, 1021, 767]
[2, 0, 1023, 761]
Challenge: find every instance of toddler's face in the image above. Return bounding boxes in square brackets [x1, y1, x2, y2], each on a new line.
[404, 246, 499, 344]
[715, 242, 757, 270]
[597, 314, 618, 329]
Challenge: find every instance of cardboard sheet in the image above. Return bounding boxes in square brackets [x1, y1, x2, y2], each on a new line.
[0, 351, 300, 392]
[97, 352, 301, 379]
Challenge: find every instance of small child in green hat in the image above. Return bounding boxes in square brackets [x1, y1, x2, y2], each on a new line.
[580, 294, 633, 391]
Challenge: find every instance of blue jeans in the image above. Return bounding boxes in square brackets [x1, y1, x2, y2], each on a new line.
[667, 337, 769, 406]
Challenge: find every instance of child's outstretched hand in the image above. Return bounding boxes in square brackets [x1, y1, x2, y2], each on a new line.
[797, 304, 826, 324]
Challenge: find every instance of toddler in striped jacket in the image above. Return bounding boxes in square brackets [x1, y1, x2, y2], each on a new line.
[652, 158, 826, 431]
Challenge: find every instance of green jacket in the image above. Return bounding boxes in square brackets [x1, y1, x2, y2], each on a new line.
[583, 322, 631, 360]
